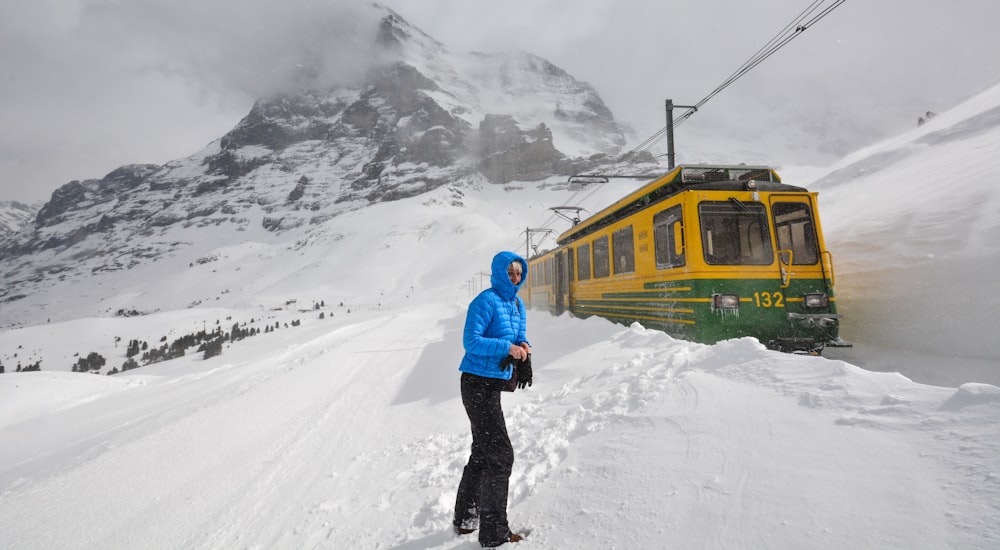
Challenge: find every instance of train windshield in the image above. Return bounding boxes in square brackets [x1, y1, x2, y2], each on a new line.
[699, 201, 773, 265]
[772, 201, 820, 264]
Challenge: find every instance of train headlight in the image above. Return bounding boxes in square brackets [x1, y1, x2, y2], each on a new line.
[712, 294, 740, 310]
[803, 293, 829, 308]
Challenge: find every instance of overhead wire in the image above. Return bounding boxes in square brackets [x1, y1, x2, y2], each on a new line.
[636, 0, 846, 151]
[509, 0, 847, 255]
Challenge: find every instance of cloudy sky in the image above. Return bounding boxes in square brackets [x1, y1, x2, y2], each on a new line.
[2, 0, 999, 203]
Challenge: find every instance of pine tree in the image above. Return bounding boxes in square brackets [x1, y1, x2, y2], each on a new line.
[86, 352, 106, 371]
[126, 339, 141, 358]
[203, 338, 224, 359]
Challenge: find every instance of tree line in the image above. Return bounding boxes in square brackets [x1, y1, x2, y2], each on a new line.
[0, 312, 327, 375]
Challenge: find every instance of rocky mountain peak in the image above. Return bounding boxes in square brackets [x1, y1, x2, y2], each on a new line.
[375, 8, 438, 53]
[0, 5, 637, 307]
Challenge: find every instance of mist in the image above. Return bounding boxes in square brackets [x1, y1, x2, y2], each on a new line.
[3, 0, 1000, 202]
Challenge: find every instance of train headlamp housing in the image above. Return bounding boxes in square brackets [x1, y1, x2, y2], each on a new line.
[712, 293, 740, 311]
[803, 293, 829, 309]
[745, 179, 757, 190]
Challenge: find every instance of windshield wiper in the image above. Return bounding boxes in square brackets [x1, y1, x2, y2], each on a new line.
[729, 197, 751, 212]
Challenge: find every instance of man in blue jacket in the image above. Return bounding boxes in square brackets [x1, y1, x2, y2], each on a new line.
[453, 251, 531, 547]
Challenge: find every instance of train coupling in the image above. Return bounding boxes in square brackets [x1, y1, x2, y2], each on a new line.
[824, 337, 853, 348]
[767, 338, 824, 354]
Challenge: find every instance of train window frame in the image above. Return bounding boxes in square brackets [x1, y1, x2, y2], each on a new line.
[653, 205, 685, 269]
[698, 201, 774, 265]
[593, 236, 611, 278]
[612, 225, 635, 274]
[772, 202, 820, 265]
[577, 243, 591, 281]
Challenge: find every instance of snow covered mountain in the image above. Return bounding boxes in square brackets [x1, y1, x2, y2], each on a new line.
[0, 5, 628, 312]
[0, 200, 38, 241]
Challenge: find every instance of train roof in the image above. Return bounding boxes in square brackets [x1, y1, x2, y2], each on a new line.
[556, 164, 805, 246]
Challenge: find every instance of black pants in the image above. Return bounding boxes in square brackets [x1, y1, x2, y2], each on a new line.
[454, 372, 514, 546]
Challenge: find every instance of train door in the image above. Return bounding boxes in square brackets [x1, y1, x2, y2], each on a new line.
[768, 195, 824, 288]
[554, 250, 569, 314]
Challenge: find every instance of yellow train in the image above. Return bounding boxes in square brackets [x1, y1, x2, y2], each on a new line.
[522, 164, 847, 353]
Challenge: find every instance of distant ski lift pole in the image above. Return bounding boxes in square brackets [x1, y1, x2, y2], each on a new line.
[550, 206, 586, 226]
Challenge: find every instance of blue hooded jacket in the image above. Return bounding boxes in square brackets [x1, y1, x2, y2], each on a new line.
[458, 251, 529, 380]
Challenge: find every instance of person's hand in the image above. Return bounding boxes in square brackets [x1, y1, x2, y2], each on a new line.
[519, 342, 531, 356]
[509, 344, 527, 360]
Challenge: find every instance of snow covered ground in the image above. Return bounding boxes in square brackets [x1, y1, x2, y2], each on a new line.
[4, 308, 998, 550]
[2, 86, 1000, 549]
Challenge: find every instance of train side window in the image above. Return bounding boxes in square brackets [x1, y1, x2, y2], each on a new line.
[593, 236, 610, 278]
[544, 258, 553, 285]
[653, 206, 685, 269]
[577, 244, 591, 281]
[699, 201, 773, 265]
[612, 225, 635, 274]
[567, 248, 575, 282]
[772, 202, 819, 264]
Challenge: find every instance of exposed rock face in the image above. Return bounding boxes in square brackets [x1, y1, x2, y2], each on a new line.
[35, 165, 159, 228]
[478, 115, 564, 183]
[0, 6, 633, 304]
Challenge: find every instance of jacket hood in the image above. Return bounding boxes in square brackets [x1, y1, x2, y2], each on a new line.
[490, 251, 527, 300]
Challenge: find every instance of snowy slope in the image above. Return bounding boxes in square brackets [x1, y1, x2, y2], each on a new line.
[1, 305, 997, 549]
[2, 80, 1000, 550]
[806, 82, 1000, 387]
[0, 200, 37, 239]
[383, 10, 625, 157]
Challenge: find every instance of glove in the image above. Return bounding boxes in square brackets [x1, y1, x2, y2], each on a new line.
[499, 355, 515, 373]
[516, 354, 532, 389]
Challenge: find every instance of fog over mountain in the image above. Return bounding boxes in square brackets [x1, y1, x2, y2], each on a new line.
[3, 0, 1000, 203]
[0, 6, 641, 318]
